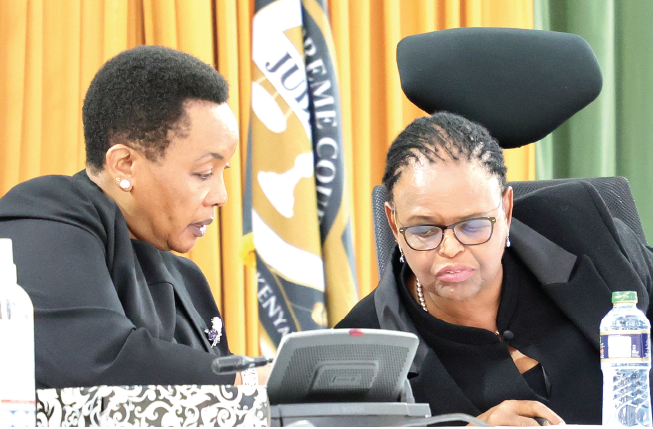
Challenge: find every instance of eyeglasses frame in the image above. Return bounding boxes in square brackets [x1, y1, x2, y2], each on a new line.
[397, 216, 498, 251]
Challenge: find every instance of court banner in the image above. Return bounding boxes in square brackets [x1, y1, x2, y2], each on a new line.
[300, 0, 358, 329]
[244, 0, 357, 355]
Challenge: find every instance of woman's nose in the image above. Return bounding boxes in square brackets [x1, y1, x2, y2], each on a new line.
[438, 229, 464, 257]
[206, 178, 228, 207]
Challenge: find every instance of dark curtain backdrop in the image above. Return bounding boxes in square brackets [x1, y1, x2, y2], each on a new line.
[535, 0, 653, 241]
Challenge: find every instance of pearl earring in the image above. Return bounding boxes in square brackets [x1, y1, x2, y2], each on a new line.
[506, 236, 511, 248]
[116, 177, 131, 191]
[399, 246, 406, 263]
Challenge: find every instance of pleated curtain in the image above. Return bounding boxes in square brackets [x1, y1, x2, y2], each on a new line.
[0, 0, 535, 356]
[535, 0, 653, 243]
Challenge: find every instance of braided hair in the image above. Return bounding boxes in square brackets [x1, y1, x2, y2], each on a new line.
[382, 111, 507, 201]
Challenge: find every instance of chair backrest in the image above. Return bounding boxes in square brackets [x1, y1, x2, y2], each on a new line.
[372, 177, 647, 277]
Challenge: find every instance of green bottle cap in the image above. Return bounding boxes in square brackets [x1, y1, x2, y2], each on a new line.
[612, 291, 638, 303]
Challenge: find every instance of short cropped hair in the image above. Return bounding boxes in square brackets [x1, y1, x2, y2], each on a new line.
[83, 45, 229, 172]
[382, 111, 507, 202]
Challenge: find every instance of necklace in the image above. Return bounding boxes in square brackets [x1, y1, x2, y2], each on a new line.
[415, 278, 428, 312]
[415, 278, 501, 337]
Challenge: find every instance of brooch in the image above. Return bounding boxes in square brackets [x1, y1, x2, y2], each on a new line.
[204, 317, 223, 347]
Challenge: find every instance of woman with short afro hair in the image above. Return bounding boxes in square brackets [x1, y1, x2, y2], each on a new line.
[0, 46, 260, 388]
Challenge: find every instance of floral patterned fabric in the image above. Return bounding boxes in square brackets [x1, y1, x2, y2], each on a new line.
[36, 385, 269, 427]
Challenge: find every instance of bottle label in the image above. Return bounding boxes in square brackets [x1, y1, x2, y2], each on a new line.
[600, 330, 651, 362]
[0, 320, 35, 405]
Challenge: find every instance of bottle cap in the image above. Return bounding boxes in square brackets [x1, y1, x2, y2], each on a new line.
[0, 238, 18, 285]
[612, 291, 638, 304]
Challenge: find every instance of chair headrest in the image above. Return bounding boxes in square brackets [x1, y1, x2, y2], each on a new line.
[397, 27, 603, 148]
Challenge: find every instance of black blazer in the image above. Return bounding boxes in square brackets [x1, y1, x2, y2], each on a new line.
[336, 181, 653, 424]
[0, 171, 235, 388]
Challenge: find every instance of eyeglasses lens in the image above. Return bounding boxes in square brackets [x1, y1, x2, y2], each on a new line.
[404, 225, 443, 250]
[404, 218, 494, 250]
[454, 219, 493, 244]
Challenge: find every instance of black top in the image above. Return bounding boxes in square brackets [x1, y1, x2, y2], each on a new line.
[336, 180, 653, 425]
[396, 249, 600, 416]
[0, 171, 235, 388]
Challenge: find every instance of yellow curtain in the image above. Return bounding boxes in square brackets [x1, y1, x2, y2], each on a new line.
[0, 0, 534, 357]
[329, 0, 535, 299]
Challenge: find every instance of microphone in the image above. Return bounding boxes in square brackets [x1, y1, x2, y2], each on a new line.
[211, 355, 271, 374]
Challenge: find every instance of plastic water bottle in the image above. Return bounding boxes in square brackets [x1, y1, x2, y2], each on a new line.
[601, 290, 652, 427]
[0, 239, 35, 427]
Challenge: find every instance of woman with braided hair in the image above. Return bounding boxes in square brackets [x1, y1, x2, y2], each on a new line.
[336, 111, 653, 426]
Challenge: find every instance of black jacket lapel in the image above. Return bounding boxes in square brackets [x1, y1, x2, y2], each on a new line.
[375, 248, 428, 374]
[133, 241, 214, 353]
[511, 219, 626, 348]
[164, 261, 215, 354]
[540, 256, 613, 348]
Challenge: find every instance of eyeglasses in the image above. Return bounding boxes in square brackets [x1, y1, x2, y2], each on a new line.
[395, 210, 499, 251]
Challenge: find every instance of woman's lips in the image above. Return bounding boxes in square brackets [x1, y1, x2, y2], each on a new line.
[189, 218, 213, 237]
[436, 265, 474, 283]
[189, 223, 207, 237]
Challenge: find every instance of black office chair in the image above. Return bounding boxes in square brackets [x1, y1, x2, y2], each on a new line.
[370, 28, 647, 276]
[372, 178, 648, 277]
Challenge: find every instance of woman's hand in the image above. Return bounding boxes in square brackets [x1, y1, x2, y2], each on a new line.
[256, 364, 271, 385]
[473, 400, 565, 426]
[232, 364, 271, 386]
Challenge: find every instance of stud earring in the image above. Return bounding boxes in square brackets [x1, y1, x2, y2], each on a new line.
[506, 236, 511, 248]
[116, 177, 132, 191]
